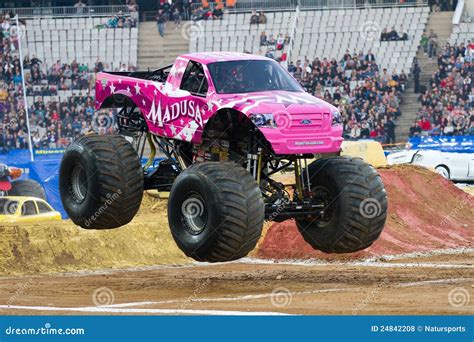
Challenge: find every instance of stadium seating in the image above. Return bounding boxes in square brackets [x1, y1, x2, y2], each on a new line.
[190, 7, 430, 74]
[450, 22, 474, 44]
[24, 17, 138, 69]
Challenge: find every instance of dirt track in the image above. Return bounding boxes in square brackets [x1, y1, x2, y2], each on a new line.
[0, 251, 472, 315]
[0, 165, 472, 315]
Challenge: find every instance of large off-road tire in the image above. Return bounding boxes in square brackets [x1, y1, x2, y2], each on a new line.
[10, 179, 47, 201]
[59, 134, 144, 229]
[296, 157, 387, 253]
[168, 162, 264, 262]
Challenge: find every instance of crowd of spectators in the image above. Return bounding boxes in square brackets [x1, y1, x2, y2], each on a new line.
[258, 31, 290, 61]
[0, 14, 127, 151]
[1, 14, 30, 150]
[191, 5, 224, 21]
[155, 1, 224, 37]
[380, 25, 409, 41]
[99, 10, 138, 29]
[250, 10, 267, 25]
[410, 41, 473, 138]
[27, 95, 116, 150]
[23, 57, 92, 96]
[428, 0, 458, 12]
[153, 0, 226, 28]
[288, 50, 405, 144]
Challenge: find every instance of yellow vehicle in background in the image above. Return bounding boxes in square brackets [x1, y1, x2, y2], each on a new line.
[0, 197, 61, 223]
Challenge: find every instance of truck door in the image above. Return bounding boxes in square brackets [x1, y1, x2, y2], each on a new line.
[172, 60, 209, 141]
[145, 59, 209, 142]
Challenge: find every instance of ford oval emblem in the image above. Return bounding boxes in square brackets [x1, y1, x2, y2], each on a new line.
[300, 119, 312, 125]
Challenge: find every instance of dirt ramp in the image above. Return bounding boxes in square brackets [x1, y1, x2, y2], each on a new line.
[0, 195, 190, 276]
[257, 165, 473, 260]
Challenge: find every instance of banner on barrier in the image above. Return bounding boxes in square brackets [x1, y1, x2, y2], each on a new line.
[0, 149, 65, 217]
[0, 148, 163, 219]
[409, 135, 474, 153]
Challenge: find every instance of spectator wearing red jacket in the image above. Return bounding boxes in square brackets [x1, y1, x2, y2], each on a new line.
[418, 117, 432, 131]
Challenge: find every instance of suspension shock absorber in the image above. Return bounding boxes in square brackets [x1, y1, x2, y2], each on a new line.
[246, 127, 262, 181]
[294, 158, 303, 200]
[256, 147, 263, 184]
[303, 157, 311, 191]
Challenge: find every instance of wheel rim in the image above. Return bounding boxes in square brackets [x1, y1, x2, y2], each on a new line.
[181, 193, 208, 235]
[311, 186, 335, 227]
[436, 167, 449, 179]
[70, 164, 88, 203]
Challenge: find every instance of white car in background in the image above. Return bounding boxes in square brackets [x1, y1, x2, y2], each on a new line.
[387, 150, 474, 181]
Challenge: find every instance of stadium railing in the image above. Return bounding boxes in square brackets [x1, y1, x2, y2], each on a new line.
[300, 0, 428, 9]
[452, 0, 464, 25]
[192, 0, 428, 12]
[0, 5, 130, 18]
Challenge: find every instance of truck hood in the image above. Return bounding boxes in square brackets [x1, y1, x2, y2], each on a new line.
[212, 90, 342, 155]
[214, 90, 337, 116]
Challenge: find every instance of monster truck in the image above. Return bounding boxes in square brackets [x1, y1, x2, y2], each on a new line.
[0, 164, 47, 200]
[59, 52, 387, 262]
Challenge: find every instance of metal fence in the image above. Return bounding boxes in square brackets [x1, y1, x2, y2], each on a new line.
[231, 0, 295, 11]
[0, 5, 130, 18]
[191, 0, 427, 13]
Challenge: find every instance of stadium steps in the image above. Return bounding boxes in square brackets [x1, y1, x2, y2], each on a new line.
[397, 90, 421, 142]
[137, 21, 189, 70]
[396, 11, 454, 142]
[417, 11, 454, 84]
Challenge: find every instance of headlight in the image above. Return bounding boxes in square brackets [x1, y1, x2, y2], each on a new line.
[249, 114, 277, 128]
[332, 110, 342, 125]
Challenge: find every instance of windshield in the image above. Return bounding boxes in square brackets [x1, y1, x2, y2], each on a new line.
[207, 60, 303, 94]
[0, 199, 18, 215]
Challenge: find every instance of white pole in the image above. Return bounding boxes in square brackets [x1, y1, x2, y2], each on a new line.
[15, 15, 34, 162]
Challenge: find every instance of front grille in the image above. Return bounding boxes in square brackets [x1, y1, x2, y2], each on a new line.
[283, 113, 325, 132]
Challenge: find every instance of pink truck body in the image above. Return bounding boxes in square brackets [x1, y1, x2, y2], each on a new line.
[95, 52, 343, 155]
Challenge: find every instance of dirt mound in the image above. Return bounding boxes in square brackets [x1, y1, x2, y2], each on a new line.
[2, 165, 472, 275]
[0, 194, 190, 276]
[257, 165, 473, 260]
